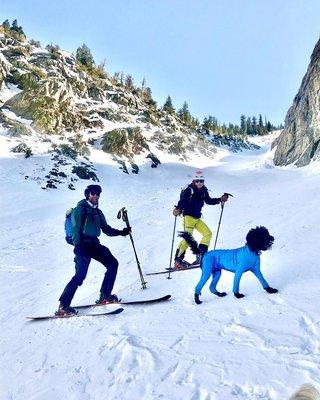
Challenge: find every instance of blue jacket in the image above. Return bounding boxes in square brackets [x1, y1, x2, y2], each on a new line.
[177, 183, 220, 219]
[202, 245, 269, 293]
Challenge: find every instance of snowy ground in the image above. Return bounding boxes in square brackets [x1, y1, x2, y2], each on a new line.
[1, 133, 320, 400]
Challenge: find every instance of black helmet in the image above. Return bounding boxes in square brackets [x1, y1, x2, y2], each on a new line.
[84, 184, 102, 199]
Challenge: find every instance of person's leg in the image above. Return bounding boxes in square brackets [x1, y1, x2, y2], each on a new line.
[176, 215, 197, 259]
[194, 219, 212, 250]
[59, 246, 91, 307]
[93, 244, 119, 298]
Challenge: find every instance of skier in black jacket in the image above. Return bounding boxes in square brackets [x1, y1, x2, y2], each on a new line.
[173, 171, 229, 268]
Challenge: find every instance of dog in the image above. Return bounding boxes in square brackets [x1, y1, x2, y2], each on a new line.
[179, 226, 278, 304]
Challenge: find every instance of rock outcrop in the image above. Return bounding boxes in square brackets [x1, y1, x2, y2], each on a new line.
[274, 38, 320, 166]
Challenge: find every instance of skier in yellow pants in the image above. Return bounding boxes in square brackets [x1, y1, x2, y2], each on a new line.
[173, 171, 229, 269]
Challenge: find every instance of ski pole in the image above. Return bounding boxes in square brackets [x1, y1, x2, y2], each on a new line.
[213, 193, 233, 250]
[167, 215, 177, 280]
[117, 207, 147, 289]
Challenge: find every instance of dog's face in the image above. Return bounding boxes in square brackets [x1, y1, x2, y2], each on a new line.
[246, 226, 274, 254]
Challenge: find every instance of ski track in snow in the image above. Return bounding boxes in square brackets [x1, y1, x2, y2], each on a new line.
[1, 134, 320, 399]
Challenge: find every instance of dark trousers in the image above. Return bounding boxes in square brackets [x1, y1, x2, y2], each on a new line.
[59, 240, 119, 307]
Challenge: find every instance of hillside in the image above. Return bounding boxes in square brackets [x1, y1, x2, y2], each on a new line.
[1, 132, 320, 399]
[0, 24, 260, 190]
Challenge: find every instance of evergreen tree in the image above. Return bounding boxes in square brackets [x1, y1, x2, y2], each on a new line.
[266, 121, 272, 132]
[252, 116, 257, 134]
[240, 114, 246, 134]
[125, 74, 134, 89]
[144, 87, 157, 107]
[246, 117, 252, 135]
[163, 95, 175, 114]
[258, 114, 263, 127]
[76, 44, 95, 68]
[177, 102, 192, 124]
[2, 19, 10, 29]
[12, 19, 18, 29]
[120, 72, 124, 85]
[141, 76, 146, 91]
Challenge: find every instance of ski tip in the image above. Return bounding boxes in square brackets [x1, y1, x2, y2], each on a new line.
[112, 307, 124, 314]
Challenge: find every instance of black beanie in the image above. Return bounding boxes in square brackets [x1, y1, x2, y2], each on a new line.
[84, 184, 102, 199]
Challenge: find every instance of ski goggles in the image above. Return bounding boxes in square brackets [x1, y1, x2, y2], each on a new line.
[90, 191, 101, 196]
[194, 179, 204, 183]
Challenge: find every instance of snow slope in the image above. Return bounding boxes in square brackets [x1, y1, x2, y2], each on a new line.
[1, 133, 320, 400]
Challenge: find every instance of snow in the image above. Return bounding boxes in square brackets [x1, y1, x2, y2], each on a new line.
[1, 133, 320, 399]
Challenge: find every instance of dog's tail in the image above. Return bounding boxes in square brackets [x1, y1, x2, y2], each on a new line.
[289, 384, 320, 400]
[178, 231, 200, 254]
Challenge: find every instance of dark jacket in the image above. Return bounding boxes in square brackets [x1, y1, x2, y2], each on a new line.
[71, 199, 122, 246]
[177, 184, 221, 219]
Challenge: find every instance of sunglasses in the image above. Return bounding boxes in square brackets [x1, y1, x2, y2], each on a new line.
[90, 191, 100, 196]
[194, 179, 204, 183]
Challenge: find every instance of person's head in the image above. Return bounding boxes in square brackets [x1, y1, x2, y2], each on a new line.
[192, 170, 205, 188]
[246, 226, 274, 255]
[84, 184, 102, 205]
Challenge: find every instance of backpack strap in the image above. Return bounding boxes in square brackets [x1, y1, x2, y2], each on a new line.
[79, 205, 88, 237]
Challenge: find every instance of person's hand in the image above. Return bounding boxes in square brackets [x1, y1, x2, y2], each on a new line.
[265, 286, 278, 294]
[173, 207, 181, 216]
[121, 227, 131, 236]
[220, 194, 229, 203]
[234, 292, 245, 299]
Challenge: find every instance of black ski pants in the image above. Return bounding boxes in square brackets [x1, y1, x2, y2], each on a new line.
[59, 239, 118, 307]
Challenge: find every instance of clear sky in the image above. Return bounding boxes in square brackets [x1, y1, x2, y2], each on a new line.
[1, 0, 319, 125]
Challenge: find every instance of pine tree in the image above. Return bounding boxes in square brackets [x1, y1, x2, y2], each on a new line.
[141, 76, 146, 91]
[76, 44, 95, 68]
[120, 72, 124, 85]
[266, 121, 272, 132]
[177, 102, 192, 124]
[2, 19, 10, 29]
[240, 114, 246, 134]
[163, 95, 175, 114]
[125, 74, 134, 90]
[258, 114, 263, 127]
[12, 19, 18, 29]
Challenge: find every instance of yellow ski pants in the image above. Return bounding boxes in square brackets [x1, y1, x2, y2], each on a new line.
[177, 215, 212, 258]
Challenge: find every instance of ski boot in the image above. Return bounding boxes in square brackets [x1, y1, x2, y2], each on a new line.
[174, 257, 190, 270]
[55, 304, 78, 317]
[96, 293, 120, 305]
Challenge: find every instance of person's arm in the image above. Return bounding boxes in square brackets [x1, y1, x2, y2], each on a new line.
[100, 211, 131, 237]
[204, 188, 221, 205]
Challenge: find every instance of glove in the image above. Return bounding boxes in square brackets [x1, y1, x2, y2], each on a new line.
[234, 292, 245, 299]
[265, 286, 278, 294]
[121, 227, 131, 236]
[173, 207, 181, 216]
[220, 194, 229, 203]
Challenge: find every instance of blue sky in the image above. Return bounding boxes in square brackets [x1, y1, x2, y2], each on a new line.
[1, 0, 319, 125]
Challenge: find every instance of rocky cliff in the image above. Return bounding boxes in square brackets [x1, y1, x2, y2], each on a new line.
[273, 38, 320, 166]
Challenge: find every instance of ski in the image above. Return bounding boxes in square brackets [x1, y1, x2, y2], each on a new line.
[26, 307, 124, 321]
[74, 294, 171, 310]
[147, 266, 200, 276]
[165, 263, 200, 271]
